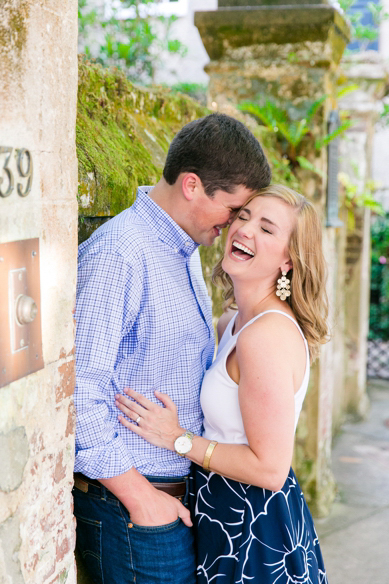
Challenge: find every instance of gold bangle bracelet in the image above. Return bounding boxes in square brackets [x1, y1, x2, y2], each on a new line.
[203, 440, 218, 471]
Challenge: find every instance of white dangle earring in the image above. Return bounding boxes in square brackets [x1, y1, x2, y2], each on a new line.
[276, 271, 291, 301]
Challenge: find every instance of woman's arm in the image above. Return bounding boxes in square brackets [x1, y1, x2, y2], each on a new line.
[117, 316, 303, 491]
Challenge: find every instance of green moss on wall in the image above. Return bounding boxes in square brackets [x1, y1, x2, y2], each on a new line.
[77, 58, 209, 218]
[77, 58, 300, 221]
[0, 2, 29, 54]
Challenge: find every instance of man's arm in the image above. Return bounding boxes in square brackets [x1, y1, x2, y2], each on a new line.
[75, 250, 191, 526]
[99, 468, 192, 527]
[75, 251, 137, 477]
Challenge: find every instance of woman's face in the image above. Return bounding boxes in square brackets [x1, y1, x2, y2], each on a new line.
[222, 195, 296, 282]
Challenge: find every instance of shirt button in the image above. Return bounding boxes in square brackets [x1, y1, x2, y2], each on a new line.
[185, 242, 190, 247]
[174, 248, 178, 253]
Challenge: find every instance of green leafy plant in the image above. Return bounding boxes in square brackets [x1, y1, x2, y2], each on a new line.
[170, 82, 208, 105]
[371, 215, 389, 262]
[379, 103, 389, 127]
[369, 214, 389, 341]
[78, 0, 98, 36]
[238, 97, 323, 162]
[338, 172, 384, 230]
[295, 156, 324, 178]
[339, 0, 389, 50]
[336, 83, 360, 99]
[238, 96, 351, 171]
[78, 0, 187, 84]
[314, 119, 353, 150]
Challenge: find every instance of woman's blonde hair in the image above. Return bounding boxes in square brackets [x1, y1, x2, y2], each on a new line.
[213, 184, 329, 361]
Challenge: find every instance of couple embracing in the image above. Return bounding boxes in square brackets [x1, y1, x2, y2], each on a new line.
[73, 113, 329, 584]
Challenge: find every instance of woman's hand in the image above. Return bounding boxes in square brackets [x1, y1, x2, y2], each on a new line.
[115, 388, 183, 451]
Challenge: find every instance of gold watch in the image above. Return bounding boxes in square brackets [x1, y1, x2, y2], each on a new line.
[174, 430, 195, 456]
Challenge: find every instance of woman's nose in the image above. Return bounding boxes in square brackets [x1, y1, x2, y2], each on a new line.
[236, 223, 253, 238]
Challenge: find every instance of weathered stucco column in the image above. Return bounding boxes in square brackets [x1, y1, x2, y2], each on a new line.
[332, 52, 389, 428]
[0, 2, 78, 583]
[195, 0, 350, 516]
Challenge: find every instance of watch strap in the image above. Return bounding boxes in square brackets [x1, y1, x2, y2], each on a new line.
[175, 430, 195, 456]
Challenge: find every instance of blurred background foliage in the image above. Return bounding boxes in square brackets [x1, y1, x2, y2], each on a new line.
[339, 0, 388, 51]
[370, 215, 389, 340]
[78, 0, 187, 84]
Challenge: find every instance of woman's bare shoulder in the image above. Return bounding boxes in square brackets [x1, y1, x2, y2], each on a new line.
[238, 310, 303, 348]
[236, 311, 306, 380]
[217, 308, 237, 343]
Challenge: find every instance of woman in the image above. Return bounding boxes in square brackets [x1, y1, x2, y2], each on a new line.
[116, 184, 329, 584]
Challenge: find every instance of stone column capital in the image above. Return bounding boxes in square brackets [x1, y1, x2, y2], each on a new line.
[195, 3, 350, 65]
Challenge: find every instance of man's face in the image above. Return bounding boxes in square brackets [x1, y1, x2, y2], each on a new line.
[188, 184, 255, 247]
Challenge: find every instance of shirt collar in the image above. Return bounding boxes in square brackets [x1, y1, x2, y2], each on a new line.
[132, 186, 199, 257]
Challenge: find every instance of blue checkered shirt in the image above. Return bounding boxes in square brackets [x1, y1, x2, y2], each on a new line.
[74, 187, 215, 479]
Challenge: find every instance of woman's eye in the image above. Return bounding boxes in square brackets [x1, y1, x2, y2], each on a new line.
[261, 227, 272, 234]
[238, 215, 248, 221]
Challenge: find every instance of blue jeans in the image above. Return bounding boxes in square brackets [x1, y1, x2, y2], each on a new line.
[73, 476, 196, 584]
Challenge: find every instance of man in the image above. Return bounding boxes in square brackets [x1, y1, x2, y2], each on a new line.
[73, 113, 271, 584]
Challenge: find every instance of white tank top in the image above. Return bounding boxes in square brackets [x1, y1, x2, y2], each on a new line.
[201, 310, 310, 444]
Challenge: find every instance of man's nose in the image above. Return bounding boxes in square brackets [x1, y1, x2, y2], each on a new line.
[226, 211, 238, 225]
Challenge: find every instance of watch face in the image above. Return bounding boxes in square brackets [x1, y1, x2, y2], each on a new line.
[175, 435, 192, 455]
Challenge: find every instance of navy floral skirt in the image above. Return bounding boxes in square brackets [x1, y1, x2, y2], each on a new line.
[189, 465, 328, 584]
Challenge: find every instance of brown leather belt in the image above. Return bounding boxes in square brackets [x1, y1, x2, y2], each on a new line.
[74, 473, 187, 500]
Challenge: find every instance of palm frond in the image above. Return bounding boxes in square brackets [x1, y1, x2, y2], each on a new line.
[315, 120, 353, 150]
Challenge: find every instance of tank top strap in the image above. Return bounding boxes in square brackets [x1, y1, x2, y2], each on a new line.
[235, 309, 306, 344]
[225, 312, 238, 336]
[219, 309, 309, 371]
[235, 310, 310, 385]
[217, 311, 237, 352]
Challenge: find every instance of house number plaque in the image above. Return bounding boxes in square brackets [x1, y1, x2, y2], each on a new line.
[0, 147, 33, 198]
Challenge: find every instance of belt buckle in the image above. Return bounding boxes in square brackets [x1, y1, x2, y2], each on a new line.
[74, 476, 89, 493]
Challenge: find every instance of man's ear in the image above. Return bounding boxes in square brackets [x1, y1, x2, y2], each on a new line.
[181, 173, 201, 202]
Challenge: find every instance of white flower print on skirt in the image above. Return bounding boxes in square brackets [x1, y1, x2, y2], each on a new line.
[189, 465, 328, 584]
